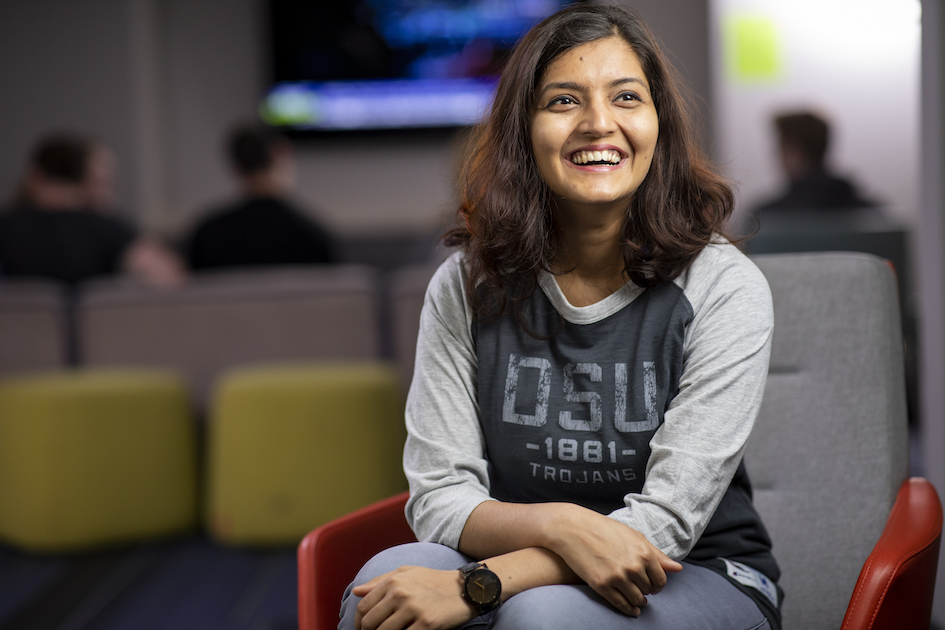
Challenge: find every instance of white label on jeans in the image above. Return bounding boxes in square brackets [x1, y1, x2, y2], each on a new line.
[722, 558, 779, 607]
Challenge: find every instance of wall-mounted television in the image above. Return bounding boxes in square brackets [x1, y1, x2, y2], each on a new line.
[260, 0, 572, 133]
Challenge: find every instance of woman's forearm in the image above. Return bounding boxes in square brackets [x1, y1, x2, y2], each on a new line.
[458, 501, 584, 599]
[458, 500, 572, 559]
[482, 547, 580, 602]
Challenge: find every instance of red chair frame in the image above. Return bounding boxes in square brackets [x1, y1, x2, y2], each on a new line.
[840, 478, 942, 630]
[298, 491, 415, 630]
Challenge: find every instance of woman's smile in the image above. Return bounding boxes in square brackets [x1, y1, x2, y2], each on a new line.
[569, 146, 626, 167]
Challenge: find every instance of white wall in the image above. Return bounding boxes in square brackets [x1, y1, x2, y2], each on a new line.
[155, 0, 267, 233]
[0, 0, 264, 238]
[291, 132, 464, 237]
[709, 0, 921, 230]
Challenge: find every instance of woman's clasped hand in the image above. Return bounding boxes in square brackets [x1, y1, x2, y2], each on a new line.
[353, 566, 473, 630]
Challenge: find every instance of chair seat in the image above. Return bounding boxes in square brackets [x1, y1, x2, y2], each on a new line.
[204, 362, 408, 546]
[0, 369, 198, 551]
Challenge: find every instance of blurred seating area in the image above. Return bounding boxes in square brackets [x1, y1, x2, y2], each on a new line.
[0, 232, 445, 390]
[0, 243, 442, 629]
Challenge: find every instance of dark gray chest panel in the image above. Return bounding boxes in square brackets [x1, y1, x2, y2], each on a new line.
[474, 281, 692, 513]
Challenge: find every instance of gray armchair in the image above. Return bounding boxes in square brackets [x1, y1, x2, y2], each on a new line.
[750, 252, 940, 629]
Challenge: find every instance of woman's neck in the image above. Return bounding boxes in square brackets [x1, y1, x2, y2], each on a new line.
[551, 203, 628, 307]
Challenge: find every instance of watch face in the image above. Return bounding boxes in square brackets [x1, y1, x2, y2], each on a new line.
[465, 568, 501, 606]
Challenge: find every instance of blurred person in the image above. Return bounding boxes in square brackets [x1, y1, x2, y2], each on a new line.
[751, 110, 878, 216]
[0, 132, 186, 286]
[184, 123, 336, 270]
[82, 141, 118, 213]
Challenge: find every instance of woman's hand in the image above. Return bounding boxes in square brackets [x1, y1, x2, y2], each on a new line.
[544, 504, 682, 616]
[353, 566, 477, 630]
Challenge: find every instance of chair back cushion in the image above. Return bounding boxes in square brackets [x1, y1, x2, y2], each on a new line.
[0, 280, 68, 374]
[77, 265, 381, 409]
[748, 252, 908, 630]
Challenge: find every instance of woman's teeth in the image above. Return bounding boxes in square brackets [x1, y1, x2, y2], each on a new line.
[570, 149, 622, 165]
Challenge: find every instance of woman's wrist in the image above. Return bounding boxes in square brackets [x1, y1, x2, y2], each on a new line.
[484, 547, 578, 601]
[533, 501, 586, 553]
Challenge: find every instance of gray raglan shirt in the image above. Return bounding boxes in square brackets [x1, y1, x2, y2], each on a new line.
[403, 239, 779, 589]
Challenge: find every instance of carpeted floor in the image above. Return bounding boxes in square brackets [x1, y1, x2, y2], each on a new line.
[0, 535, 297, 630]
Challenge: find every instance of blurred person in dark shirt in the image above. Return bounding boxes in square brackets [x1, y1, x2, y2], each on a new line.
[185, 124, 336, 270]
[0, 132, 186, 286]
[752, 110, 879, 216]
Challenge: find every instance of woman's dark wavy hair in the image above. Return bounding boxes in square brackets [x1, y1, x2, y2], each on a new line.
[444, 2, 735, 323]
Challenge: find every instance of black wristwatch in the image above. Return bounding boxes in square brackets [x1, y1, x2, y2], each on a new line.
[459, 561, 502, 614]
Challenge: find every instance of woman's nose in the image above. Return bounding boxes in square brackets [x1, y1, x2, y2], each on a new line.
[578, 99, 616, 136]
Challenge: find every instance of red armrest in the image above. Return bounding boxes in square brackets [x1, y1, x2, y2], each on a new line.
[298, 492, 417, 630]
[841, 478, 943, 630]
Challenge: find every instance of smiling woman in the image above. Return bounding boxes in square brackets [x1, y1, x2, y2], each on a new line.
[333, 5, 782, 630]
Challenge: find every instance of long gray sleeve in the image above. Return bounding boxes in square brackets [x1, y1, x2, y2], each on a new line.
[606, 244, 773, 559]
[403, 255, 494, 546]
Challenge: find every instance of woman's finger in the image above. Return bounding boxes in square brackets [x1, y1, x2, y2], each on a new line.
[353, 565, 417, 597]
[601, 584, 642, 617]
[657, 550, 684, 573]
[639, 556, 667, 595]
[620, 573, 650, 607]
[352, 573, 388, 597]
[356, 584, 405, 630]
[354, 577, 392, 629]
[646, 549, 683, 594]
[362, 599, 414, 630]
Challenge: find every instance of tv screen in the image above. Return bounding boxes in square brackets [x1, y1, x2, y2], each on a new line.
[260, 0, 572, 133]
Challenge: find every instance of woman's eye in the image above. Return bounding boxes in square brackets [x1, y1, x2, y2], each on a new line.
[547, 95, 577, 108]
[616, 92, 641, 104]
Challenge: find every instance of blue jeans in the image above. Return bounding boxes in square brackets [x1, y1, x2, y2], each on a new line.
[339, 542, 771, 630]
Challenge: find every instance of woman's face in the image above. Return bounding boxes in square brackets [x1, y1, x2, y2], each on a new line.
[530, 36, 659, 217]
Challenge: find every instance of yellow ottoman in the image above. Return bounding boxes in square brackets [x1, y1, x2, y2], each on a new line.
[0, 370, 198, 552]
[205, 362, 407, 546]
